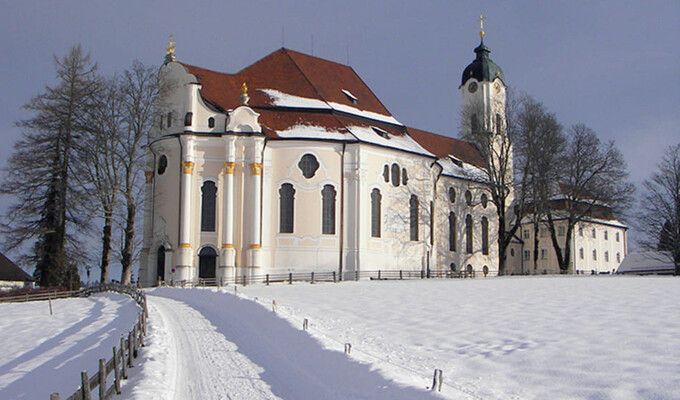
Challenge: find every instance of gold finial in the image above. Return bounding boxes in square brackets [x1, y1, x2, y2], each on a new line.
[165, 34, 176, 62]
[240, 82, 250, 105]
[479, 14, 485, 38]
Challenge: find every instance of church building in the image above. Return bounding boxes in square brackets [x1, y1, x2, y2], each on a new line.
[137, 30, 513, 287]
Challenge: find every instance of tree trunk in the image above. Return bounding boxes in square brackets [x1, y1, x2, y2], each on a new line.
[120, 202, 135, 285]
[100, 209, 113, 283]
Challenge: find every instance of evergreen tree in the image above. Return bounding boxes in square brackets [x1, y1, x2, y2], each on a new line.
[0, 45, 100, 288]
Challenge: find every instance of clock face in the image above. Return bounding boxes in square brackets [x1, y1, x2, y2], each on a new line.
[468, 82, 478, 93]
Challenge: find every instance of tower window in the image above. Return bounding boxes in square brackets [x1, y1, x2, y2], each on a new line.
[409, 195, 419, 241]
[580, 248, 584, 259]
[448, 187, 456, 203]
[481, 193, 488, 208]
[184, 112, 193, 127]
[200, 181, 217, 232]
[471, 114, 479, 135]
[321, 185, 336, 234]
[279, 183, 295, 233]
[371, 189, 381, 238]
[402, 168, 408, 185]
[208, 117, 215, 128]
[496, 113, 503, 134]
[167, 112, 172, 128]
[465, 190, 472, 206]
[383, 165, 389, 182]
[593, 249, 597, 261]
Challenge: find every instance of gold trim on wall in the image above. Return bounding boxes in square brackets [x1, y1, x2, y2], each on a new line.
[223, 162, 235, 175]
[182, 161, 194, 175]
[250, 162, 262, 176]
[179, 243, 191, 248]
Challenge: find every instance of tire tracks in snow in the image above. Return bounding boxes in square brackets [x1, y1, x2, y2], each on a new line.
[144, 295, 280, 400]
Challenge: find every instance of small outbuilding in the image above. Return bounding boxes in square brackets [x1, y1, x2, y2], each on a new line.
[0, 253, 34, 291]
[616, 251, 675, 275]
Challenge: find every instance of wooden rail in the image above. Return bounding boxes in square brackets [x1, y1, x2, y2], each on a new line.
[171, 268, 474, 288]
[47, 283, 148, 400]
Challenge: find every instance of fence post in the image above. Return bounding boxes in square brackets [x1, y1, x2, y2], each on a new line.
[120, 337, 127, 379]
[333, 271, 336, 282]
[266, 274, 270, 286]
[311, 272, 315, 284]
[127, 331, 134, 368]
[431, 369, 443, 392]
[303, 318, 309, 331]
[355, 270, 359, 281]
[98, 359, 106, 399]
[113, 346, 121, 394]
[344, 343, 352, 354]
[400, 270, 403, 280]
[272, 300, 277, 312]
[242, 275, 247, 287]
[81, 371, 91, 400]
[289, 273, 293, 285]
[378, 270, 381, 280]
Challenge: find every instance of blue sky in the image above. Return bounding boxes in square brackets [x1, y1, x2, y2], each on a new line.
[0, 1, 678, 266]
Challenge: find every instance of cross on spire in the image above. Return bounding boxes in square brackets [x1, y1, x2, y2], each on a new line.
[479, 14, 485, 38]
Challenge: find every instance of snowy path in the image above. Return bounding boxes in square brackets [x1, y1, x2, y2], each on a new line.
[125, 288, 437, 400]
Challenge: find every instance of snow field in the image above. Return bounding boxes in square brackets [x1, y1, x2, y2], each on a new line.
[0, 293, 140, 400]
[238, 276, 680, 399]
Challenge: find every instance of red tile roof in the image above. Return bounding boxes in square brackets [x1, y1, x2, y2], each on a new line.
[180, 48, 485, 168]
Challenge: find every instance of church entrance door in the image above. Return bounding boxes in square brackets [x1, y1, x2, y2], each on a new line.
[198, 247, 217, 279]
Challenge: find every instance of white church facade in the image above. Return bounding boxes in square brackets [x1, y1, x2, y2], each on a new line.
[137, 32, 626, 286]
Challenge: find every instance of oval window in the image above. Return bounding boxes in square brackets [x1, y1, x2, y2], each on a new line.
[391, 163, 400, 187]
[157, 155, 168, 175]
[481, 193, 488, 208]
[298, 154, 319, 179]
[448, 187, 456, 203]
[465, 190, 473, 206]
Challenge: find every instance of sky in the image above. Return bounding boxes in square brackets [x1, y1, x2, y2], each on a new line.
[0, 1, 678, 269]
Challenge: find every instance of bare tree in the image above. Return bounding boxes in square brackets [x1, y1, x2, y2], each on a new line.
[638, 143, 680, 274]
[0, 45, 100, 288]
[460, 94, 522, 275]
[73, 77, 123, 283]
[116, 61, 160, 285]
[545, 124, 634, 272]
[511, 95, 565, 273]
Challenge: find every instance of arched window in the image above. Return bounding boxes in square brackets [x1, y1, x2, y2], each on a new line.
[156, 246, 165, 284]
[448, 187, 456, 203]
[481, 217, 489, 255]
[321, 185, 336, 235]
[167, 112, 172, 128]
[470, 114, 478, 135]
[402, 168, 408, 185]
[201, 181, 217, 232]
[465, 190, 473, 206]
[157, 155, 167, 175]
[410, 195, 419, 241]
[465, 214, 473, 253]
[483, 265, 489, 276]
[184, 112, 193, 126]
[481, 193, 488, 208]
[391, 163, 400, 187]
[298, 154, 319, 178]
[448, 212, 457, 251]
[371, 189, 381, 237]
[198, 247, 217, 279]
[450, 263, 456, 273]
[208, 117, 215, 128]
[383, 165, 389, 182]
[279, 183, 295, 233]
[466, 264, 473, 274]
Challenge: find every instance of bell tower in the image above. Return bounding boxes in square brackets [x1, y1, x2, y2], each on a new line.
[460, 14, 507, 137]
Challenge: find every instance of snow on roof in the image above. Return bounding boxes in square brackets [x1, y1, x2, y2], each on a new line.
[328, 101, 402, 126]
[259, 89, 330, 110]
[617, 251, 675, 274]
[276, 124, 354, 141]
[439, 156, 488, 182]
[259, 89, 402, 126]
[341, 89, 358, 103]
[346, 125, 433, 156]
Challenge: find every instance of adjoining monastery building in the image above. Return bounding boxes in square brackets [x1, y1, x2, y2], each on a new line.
[138, 32, 627, 286]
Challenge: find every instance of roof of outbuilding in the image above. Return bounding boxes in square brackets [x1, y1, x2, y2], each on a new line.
[0, 253, 32, 282]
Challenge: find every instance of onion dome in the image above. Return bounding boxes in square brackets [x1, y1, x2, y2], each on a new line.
[461, 38, 505, 87]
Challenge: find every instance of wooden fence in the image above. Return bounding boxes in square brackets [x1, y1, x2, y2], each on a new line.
[0, 289, 79, 303]
[45, 283, 148, 400]
[168, 268, 475, 288]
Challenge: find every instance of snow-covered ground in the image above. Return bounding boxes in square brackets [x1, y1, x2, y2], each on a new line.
[0, 293, 140, 399]
[3, 277, 679, 400]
